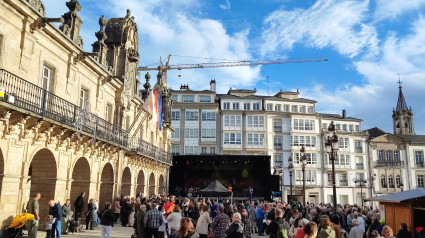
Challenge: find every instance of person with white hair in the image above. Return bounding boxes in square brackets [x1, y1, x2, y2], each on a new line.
[354, 211, 366, 233]
[225, 212, 244, 238]
[348, 219, 364, 238]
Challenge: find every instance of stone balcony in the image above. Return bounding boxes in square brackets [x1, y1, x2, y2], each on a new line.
[374, 160, 405, 168]
[0, 69, 171, 165]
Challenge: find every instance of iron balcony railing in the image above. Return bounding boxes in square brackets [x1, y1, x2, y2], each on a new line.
[274, 126, 282, 132]
[356, 163, 364, 169]
[376, 160, 404, 167]
[129, 137, 172, 164]
[355, 147, 363, 153]
[0, 69, 129, 146]
[339, 180, 348, 186]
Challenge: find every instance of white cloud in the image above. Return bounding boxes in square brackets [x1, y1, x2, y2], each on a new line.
[374, 0, 425, 22]
[42, 0, 259, 91]
[260, 0, 379, 58]
[301, 16, 425, 133]
[219, 0, 231, 10]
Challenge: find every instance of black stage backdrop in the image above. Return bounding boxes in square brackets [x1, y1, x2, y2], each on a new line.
[170, 155, 271, 199]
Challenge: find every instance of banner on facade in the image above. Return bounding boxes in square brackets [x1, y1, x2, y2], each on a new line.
[142, 89, 163, 130]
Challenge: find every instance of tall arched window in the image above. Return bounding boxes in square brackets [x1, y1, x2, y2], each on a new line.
[381, 175, 387, 188]
[378, 150, 384, 161]
[386, 151, 392, 162]
[396, 175, 402, 188]
[389, 175, 394, 188]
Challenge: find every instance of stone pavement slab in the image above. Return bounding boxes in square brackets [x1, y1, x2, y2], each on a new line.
[28, 225, 262, 238]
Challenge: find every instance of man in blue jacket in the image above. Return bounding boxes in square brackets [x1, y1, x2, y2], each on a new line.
[256, 203, 266, 236]
[49, 200, 62, 238]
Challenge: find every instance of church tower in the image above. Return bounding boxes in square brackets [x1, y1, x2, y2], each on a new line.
[393, 80, 415, 135]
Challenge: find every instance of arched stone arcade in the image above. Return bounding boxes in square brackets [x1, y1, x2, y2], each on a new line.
[158, 174, 166, 196]
[70, 157, 90, 208]
[148, 173, 155, 195]
[136, 170, 145, 196]
[121, 167, 131, 196]
[28, 148, 57, 218]
[99, 163, 114, 208]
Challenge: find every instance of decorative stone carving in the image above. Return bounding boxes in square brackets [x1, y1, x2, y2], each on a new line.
[59, 0, 84, 48]
[92, 15, 108, 66]
[26, 0, 46, 16]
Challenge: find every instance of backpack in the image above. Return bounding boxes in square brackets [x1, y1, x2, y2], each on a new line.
[277, 222, 287, 238]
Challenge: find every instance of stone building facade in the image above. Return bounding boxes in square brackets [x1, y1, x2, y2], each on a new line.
[367, 84, 425, 202]
[0, 0, 172, 230]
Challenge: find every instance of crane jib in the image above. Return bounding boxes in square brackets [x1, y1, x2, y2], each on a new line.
[137, 57, 328, 71]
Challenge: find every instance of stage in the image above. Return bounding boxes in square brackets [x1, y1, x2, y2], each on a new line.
[169, 154, 271, 200]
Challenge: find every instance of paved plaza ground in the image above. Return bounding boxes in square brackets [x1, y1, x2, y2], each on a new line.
[28, 225, 261, 238]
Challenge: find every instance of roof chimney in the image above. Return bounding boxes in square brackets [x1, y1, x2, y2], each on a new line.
[210, 79, 216, 92]
[342, 109, 346, 119]
[180, 84, 189, 90]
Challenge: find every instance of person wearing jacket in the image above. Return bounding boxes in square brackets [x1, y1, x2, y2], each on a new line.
[289, 218, 303, 238]
[188, 201, 200, 222]
[266, 208, 285, 238]
[367, 215, 381, 238]
[211, 205, 229, 238]
[48, 200, 62, 238]
[86, 198, 97, 230]
[317, 215, 336, 238]
[256, 204, 267, 236]
[248, 203, 257, 233]
[176, 218, 199, 238]
[225, 213, 244, 238]
[330, 213, 343, 238]
[196, 205, 212, 238]
[136, 204, 147, 238]
[382, 226, 395, 238]
[304, 222, 318, 238]
[349, 219, 364, 238]
[113, 197, 121, 224]
[168, 205, 183, 238]
[239, 204, 251, 238]
[61, 199, 73, 234]
[99, 202, 115, 238]
[396, 223, 411, 238]
[74, 192, 85, 222]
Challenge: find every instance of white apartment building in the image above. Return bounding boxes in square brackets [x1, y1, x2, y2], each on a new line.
[170, 82, 219, 156]
[170, 81, 369, 204]
[320, 114, 368, 205]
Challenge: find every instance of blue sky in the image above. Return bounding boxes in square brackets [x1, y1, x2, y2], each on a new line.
[43, 0, 425, 133]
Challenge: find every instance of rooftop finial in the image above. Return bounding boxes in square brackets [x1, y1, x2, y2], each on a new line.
[126, 9, 131, 18]
[396, 74, 408, 112]
[66, 0, 82, 13]
[99, 15, 107, 31]
[397, 73, 403, 88]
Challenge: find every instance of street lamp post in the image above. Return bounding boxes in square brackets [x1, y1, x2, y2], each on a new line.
[300, 146, 307, 206]
[325, 121, 339, 212]
[354, 177, 367, 207]
[281, 165, 284, 203]
[288, 156, 294, 202]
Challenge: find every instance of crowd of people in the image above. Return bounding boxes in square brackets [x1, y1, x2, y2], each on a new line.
[25, 192, 423, 238]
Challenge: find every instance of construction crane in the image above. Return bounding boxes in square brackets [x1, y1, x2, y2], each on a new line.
[128, 55, 327, 135]
[137, 54, 328, 84]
